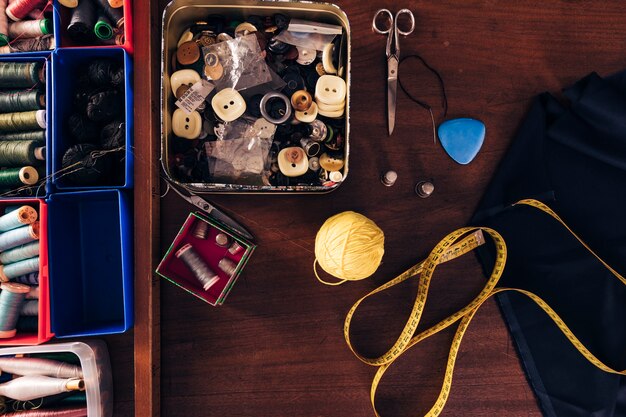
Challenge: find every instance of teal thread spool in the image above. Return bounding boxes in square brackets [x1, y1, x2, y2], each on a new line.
[0, 110, 46, 132]
[13, 271, 38, 285]
[0, 166, 39, 188]
[0, 282, 29, 338]
[0, 141, 46, 166]
[0, 131, 45, 142]
[3, 205, 20, 214]
[0, 241, 39, 264]
[0, 91, 44, 113]
[0, 205, 37, 232]
[20, 299, 37, 316]
[0, 256, 39, 281]
[0, 62, 44, 88]
[0, 222, 39, 252]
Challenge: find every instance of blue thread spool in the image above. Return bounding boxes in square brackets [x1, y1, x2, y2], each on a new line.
[4, 206, 20, 214]
[0, 206, 37, 232]
[20, 299, 37, 316]
[0, 282, 29, 338]
[0, 222, 38, 252]
[0, 241, 39, 264]
[13, 272, 38, 285]
[0, 256, 39, 281]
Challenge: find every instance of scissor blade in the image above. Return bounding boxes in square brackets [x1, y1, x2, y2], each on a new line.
[209, 208, 255, 241]
[387, 76, 397, 135]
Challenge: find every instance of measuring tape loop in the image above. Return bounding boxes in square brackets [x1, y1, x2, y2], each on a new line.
[345, 199, 626, 417]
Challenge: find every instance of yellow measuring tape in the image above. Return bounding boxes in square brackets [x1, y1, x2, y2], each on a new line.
[344, 199, 626, 417]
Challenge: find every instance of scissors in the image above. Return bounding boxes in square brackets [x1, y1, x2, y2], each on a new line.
[372, 8, 416, 135]
[163, 177, 254, 241]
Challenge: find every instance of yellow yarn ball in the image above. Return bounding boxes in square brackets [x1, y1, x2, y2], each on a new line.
[314, 211, 385, 285]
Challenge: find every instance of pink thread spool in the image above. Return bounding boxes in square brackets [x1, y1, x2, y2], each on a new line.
[6, 0, 47, 22]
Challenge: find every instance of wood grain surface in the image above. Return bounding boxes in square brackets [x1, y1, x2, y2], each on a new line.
[126, 1, 626, 416]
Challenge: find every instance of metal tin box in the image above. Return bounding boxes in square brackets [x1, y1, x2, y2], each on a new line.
[161, 0, 350, 193]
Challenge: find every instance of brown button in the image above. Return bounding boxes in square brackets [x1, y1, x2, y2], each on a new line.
[197, 32, 217, 47]
[177, 41, 200, 66]
[315, 62, 326, 76]
[204, 53, 224, 81]
[291, 90, 313, 112]
[175, 84, 191, 99]
[284, 46, 299, 60]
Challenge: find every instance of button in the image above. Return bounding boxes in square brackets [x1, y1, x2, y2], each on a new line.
[415, 180, 435, 198]
[172, 109, 202, 140]
[273, 13, 289, 30]
[284, 46, 299, 60]
[170, 69, 201, 95]
[290, 90, 313, 112]
[319, 152, 344, 171]
[177, 29, 194, 47]
[203, 52, 224, 80]
[196, 32, 217, 47]
[300, 137, 321, 157]
[317, 107, 344, 119]
[381, 170, 397, 186]
[322, 43, 338, 74]
[315, 75, 347, 105]
[252, 118, 277, 139]
[282, 70, 305, 96]
[329, 171, 343, 182]
[278, 147, 308, 177]
[308, 120, 327, 142]
[211, 88, 246, 122]
[268, 39, 291, 54]
[295, 101, 318, 123]
[177, 41, 201, 66]
[175, 84, 191, 99]
[217, 32, 233, 42]
[308, 157, 320, 171]
[315, 62, 326, 76]
[235, 22, 257, 37]
[296, 47, 316, 65]
[316, 99, 345, 112]
[260, 91, 292, 124]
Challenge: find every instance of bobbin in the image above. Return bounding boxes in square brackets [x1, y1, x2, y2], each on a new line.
[259, 92, 292, 125]
[218, 257, 238, 277]
[0, 282, 29, 338]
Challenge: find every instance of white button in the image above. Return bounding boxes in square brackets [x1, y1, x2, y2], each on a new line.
[295, 102, 318, 123]
[177, 29, 194, 47]
[252, 118, 277, 139]
[317, 107, 344, 118]
[170, 69, 201, 95]
[235, 22, 257, 37]
[278, 147, 309, 177]
[172, 109, 202, 139]
[329, 171, 343, 182]
[315, 75, 346, 105]
[315, 99, 345, 112]
[296, 47, 316, 65]
[211, 88, 247, 122]
[322, 43, 338, 75]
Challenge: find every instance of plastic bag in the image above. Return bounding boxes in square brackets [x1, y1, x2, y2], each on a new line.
[273, 30, 336, 51]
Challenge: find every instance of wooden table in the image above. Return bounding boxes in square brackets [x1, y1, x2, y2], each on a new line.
[126, 1, 626, 416]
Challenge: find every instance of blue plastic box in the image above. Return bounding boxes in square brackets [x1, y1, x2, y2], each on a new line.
[47, 189, 133, 337]
[0, 54, 51, 198]
[51, 47, 134, 190]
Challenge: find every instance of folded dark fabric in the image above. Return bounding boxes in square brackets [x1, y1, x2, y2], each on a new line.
[472, 71, 626, 417]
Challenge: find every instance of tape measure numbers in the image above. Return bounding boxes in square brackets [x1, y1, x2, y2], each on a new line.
[344, 199, 626, 417]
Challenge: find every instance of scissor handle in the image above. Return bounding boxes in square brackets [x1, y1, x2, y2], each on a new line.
[372, 9, 393, 34]
[395, 9, 415, 36]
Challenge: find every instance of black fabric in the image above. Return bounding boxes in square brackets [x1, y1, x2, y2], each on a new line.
[471, 71, 626, 417]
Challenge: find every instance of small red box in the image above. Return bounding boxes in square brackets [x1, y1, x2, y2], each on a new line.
[0, 199, 52, 345]
[156, 212, 256, 306]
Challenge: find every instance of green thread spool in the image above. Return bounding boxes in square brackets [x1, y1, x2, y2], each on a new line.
[0, 62, 44, 88]
[8, 18, 51, 38]
[0, 222, 39, 252]
[0, 167, 39, 188]
[0, 204, 37, 231]
[0, 110, 46, 132]
[94, 12, 113, 40]
[0, 241, 39, 264]
[0, 91, 44, 112]
[0, 141, 45, 166]
[0, 282, 29, 338]
[0, 130, 45, 142]
[0, 256, 39, 281]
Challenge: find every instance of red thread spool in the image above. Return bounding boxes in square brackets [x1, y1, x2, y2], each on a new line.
[6, 0, 48, 22]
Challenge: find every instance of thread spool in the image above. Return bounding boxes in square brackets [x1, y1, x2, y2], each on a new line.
[0, 0, 10, 46]
[0, 357, 83, 379]
[0, 33, 55, 53]
[218, 257, 237, 277]
[0, 375, 84, 401]
[67, 0, 95, 42]
[175, 243, 219, 291]
[95, 0, 123, 27]
[381, 170, 397, 187]
[59, 0, 78, 7]
[0, 282, 29, 338]
[192, 220, 209, 240]
[0, 205, 37, 231]
[8, 18, 50, 38]
[19, 299, 36, 315]
[0, 90, 45, 113]
[0, 62, 43, 87]
[0, 111, 45, 132]
[227, 241, 243, 255]
[87, 58, 124, 87]
[108, 0, 122, 8]
[6, 0, 47, 21]
[25, 285, 37, 299]
[0, 166, 40, 188]
[61, 143, 110, 185]
[314, 211, 385, 285]
[0, 141, 45, 167]
[0, 130, 45, 142]
[94, 12, 113, 40]
[0, 241, 39, 264]
[0, 222, 39, 252]
[0, 256, 39, 281]
[13, 271, 38, 285]
[86, 90, 122, 122]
